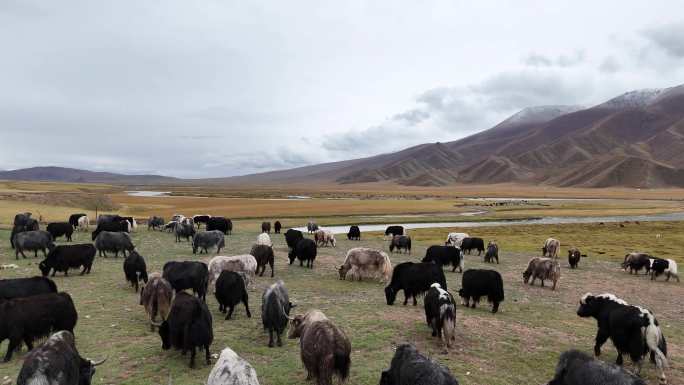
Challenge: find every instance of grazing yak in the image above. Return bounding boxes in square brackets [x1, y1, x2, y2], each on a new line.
[47, 222, 74, 241]
[380, 344, 459, 385]
[577, 293, 668, 384]
[547, 349, 646, 385]
[120, 216, 137, 231]
[68, 213, 87, 228]
[139, 272, 173, 331]
[261, 280, 295, 347]
[0, 276, 57, 300]
[77, 215, 90, 231]
[385, 262, 447, 306]
[274, 220, 282, 234]
[156, 292, 213, 368]
[314, 229, 336, 247]
[208, 255, 257, 289]
[568, 247, 582, 269]
[422, 245, 463, 273]
[251, 244, 275, 277]
[147, 216, 165, 231]
[123, 250, 148, 292]
[523, 257, 561, 290]
[164, 221, 178, 232]
[347, 225, 361, 240]
[385, 225, 404, 238]
[650, 258, 679, 282]
[39, 244, 96, 277]
[16, 331, 106, 385]
[261, 221, 271, 233]
[289, 238, 317, 268]
[207, 217, 232, 235]
[484, 241, 499, 264]
[163, 261, 209, 302]
[307, 221, 319, 234]
[424, 283, 457, 352]
[256, 233, 272, 247]
[206, 347, 260, 385]
[193, 214, 212, 229]
[389, 235, 411, 254]
[622, 252, 652, 275]
[215, 271, 251, 320]
[91, 220, 129, 240]
[175, 221, 196, 242]
[338, 248, 392, 282]
[97, 214, 123, 225]
[94, 231, 135, 257]
[14, 230, 55, 259]
[285, 228, 304, 250]
[445, 232, 469, 247]
[288, 310, 351, 385]
[10, 212, 39, 249]
[192, 230, 225, 254]
[0, 292, 78, 362]
[543, 238, 560, 258]
[460, 237, 485, 255]
[459, 269, 504, 313]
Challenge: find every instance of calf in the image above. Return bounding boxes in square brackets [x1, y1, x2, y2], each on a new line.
[47, 222, 74, 241]
[285, 228, 304, 250]
[389, 235, 411, 254]
[207, 217, 232, 235]
[157, 292, 213, 368]
[0, 276, 57, 300]
[567, 247, 582, 269]
[94, 231, 135, 257]
[206, 347, 260, 385]
[547, 349, 646, 385]
[543, 238, 560, 258]
[0, 292, 78, 362]
[192, 230, 225, 254]
[461, 237, 485, 255]
[422, 245, 463, 273]
[261, 280, 295, 347]
[39, 244, 96, 277]
[459, 269, 504, 313]
[445, 232, 469, 247]
[385, 225, 404, 238]
[163, 261, 209, 302]
[577, 293, 668, 384]
[214, 271, 251, 320]
[251, 244, 275, 277]
[140, 272, 173, 331]
[424, 283, 457, 352]
[77, 215, 90, 231]
[523, 257, 561, 290]
[289, 238, 317, 268]
[385, 262, 447, 306]
[14, 230, 55, 259]
[175, 222, 196, 242]
[288, 310, 351, 385]
[650, 258, 680, 282]
[484, 241, 499, 264]
[622, 252, 652, 275]
[314, 229, 336, 247]
[307, 221, 319, 234]
[338, 248, 392, 282]
[208, 255, 257, 289]
[261, 221, 271, 233]
[91, 220, 129, 240]
[380, 344, 459, 385]
[148, 216, 165, 231]
[347, 225, 361, 240]
[164, 221, 177, 232]
[123, 250, 148, 292]
[274, 220, 282, 234]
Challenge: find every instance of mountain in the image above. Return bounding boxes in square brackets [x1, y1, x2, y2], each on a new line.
[223, 84, 684, 188]
[0, 166, 179, 185]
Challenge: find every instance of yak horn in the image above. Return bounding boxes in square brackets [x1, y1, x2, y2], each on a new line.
[150, 321, 163, 327]
[90, 356, 108, 366]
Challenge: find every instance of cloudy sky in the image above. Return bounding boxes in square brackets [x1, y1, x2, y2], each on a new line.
[1, 1, 683, 178]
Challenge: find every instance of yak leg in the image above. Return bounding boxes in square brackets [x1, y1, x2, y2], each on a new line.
[226, 305, 234, 320]
[594, 328, 609, 356]
[268, 329, 275, 347]
[412, 295, 418, 306]
[276, 331, 283, 347]
[270, 261, 274, 278]
[205, 345, 211, 365]
[243, 293, 252, 318]
[189, 346, 196, 368]
[4, 334, 22, 362]
[403, 292, 409, 306]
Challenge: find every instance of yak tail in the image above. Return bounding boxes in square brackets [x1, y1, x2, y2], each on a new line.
[489, 275, 505, 303]
[646, 322, 668, 369]
[333, 350, 351, 382]
[381, 254, 393, 282]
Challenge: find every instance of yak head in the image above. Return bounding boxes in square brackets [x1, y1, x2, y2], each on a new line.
[338, 265, 350, 279]
[384, 286, 397, 305]
[287, 314, 306, 339]
[576, 294, 599, 318]
[38, 260, 51, 277]
[522, 269, 532, 284]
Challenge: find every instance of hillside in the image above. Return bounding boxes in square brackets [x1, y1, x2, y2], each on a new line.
[0, 166, 179, 185]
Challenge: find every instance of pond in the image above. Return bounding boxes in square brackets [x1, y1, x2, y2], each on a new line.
[125, 191, 171, 197]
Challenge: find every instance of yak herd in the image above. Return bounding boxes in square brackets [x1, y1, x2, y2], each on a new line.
[1, 212, 679, 385]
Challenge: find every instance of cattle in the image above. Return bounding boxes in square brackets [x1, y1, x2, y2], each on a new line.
[424, 283, 457, 352]
[175, 221, 196, 242]
[193, 214, 212, 229]
[568, 247, 582, 269]
[207, 217, 232, 235]
[543, 238, 560, 258]
[123, 250, 148, 292]
[192, 230, 225, 254]
[315, 229, 336, 247]
[285, 229, 304, 250]
[422, 246, 463, 273]
[256, 232, 272, 247]
[91, 220, 129, 241]
[10, 218, 40, 249]
[0, 292, 78, 362]
[347, 225, 361, 240]
[445, 232, 469, 247]
[171, 214, 185, 223]
[46, 222, 74, 242]
[97, 214, 123, 225]
[261, 280, 295, 347]
[206, 347, 260, 385]
[94, 231, 135, 257]
[484, 241, 499, 264]
[261, 221, 271, 233]
[307, 221, 319, 234]
[39, 244, 96, 277]
[14, 230, 55, 259]
[208, 255, 257, 290]
[622, 252, 652, 275]
[385, 262, 447, 306]
[338, 247, 392, 282]
[251, 244, 275, 277]
[0, 276, 57, 300]
[460, 237, 485, 255]
[547, 349, 647, 385]
[156, 292, 213, 368]
[164, 221, 178, 232]
[458, 269, 504, 313]
[380, 344, 459, 385]
[139, 272, 173, 331]
[523, 257, 561, 290]
[120, 216, 138, 231]
[389, 235, 411, 254]
[577, 293, 668, 384]
[148, 216, 165, 231]
[68, 213, 87, 229]
[214, 271, 251, 320]
[650, 258, 680, 282]
[288, 310, 351, 385]
[163, 261, 209, 301]
[16, 331, 106, 385]
[385, 225, 404, 238]
[289, 238, 317, 268]
[77, 215, 90, 231]
[274, 220, 282, 234]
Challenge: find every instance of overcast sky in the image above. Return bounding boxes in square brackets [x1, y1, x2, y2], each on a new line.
[1, 1, 683, 178]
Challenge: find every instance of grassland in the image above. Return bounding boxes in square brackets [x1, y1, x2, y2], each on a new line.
[0, 219, 683, 385]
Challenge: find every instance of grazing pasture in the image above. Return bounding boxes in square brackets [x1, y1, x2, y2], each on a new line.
[0, 219, 683, 384]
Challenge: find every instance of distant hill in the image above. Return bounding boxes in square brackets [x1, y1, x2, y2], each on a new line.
[0, 166, 179, 185]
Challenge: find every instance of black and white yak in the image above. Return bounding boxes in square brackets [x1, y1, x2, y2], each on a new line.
[380, 344, 459, 385]
[424, 283, 457, 352]
[384, 262, 447, 306]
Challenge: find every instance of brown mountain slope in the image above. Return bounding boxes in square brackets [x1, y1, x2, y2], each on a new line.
[0, 166, 179, 184]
